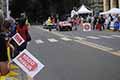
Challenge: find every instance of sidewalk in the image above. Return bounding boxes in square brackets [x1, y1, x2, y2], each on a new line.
[0, 63, 28, 80]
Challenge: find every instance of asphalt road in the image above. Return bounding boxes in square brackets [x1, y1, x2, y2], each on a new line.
[27, 25, 120, 80]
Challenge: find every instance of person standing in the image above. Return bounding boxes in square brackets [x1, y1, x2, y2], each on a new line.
[93, 16, 97, 30]
[97, 15, 105, 31]
[16, 18, 29, 54]
[0, 11, 14, 75]
[0, 10, 9, 76]
[47, 17, 52, 31]
[74, 16, 80, 30]
[101, 15, 105, 30]
[0, 32, 10, 76]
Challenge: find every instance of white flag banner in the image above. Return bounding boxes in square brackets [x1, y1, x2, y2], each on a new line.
[13, 49, 45, 78]
[12, 33, 25, 46]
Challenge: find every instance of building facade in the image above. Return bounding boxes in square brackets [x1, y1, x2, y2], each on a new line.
[89, 0, 120, 14]
[0, 0, 3, 10]
[89, 0, 103, 14]
[103, 0, 120, 11]
[0, 0, 6, 16]
[0, 0, 10, 18]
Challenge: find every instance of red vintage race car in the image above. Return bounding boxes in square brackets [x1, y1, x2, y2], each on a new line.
[57, 21, 72, 31]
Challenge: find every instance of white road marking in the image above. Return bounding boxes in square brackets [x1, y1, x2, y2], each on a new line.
[110, 51, 120, 56]
[117, 50, 120, 53]
[112, 35, 120, 38]
[99, 35, 113, 39]
[28, 42, 30, 44]
[48, 38, 58, 42]
[38, 27, 49, 32]
[74, 36, 86, 40]
[61, 37, 72, 41]
[51, 31, 65, 37]
[86, 36, 100, 39]
[38, 26, 120, 57]
[74, 39, 120, 57]
[35, 40, 44, 44]
[74, 40, 113, 51]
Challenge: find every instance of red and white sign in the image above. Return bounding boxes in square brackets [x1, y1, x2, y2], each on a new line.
[13, 49, 45, 78]
[12, 33, 25, 46]
[83, 23, 92, 31]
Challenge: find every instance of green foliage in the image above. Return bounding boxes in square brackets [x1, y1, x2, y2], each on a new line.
[10, 0, 89, 24]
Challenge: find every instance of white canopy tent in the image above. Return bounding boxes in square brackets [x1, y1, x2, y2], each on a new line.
[71, 10, 78, 18]
[77, 5, 92, 14]
[108, 8, 120, 14]
[100, 8, 120, 15]
[100, 11, 109, 15]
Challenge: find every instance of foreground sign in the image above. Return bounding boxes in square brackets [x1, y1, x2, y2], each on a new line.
[83, 23, 91, 31]
[12, 33, 25, 46]
[13, 49, 44, 78]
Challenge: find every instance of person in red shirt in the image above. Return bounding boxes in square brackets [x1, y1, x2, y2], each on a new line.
[16, 18, 29, 53]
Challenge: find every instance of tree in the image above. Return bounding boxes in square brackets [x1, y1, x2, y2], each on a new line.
[10, 0, 90, 23]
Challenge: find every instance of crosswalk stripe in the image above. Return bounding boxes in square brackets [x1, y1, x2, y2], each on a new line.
[86, 36, 100, 39]
[117, 50, 120, 53]
[74, 36, 86, 40]
[48, 38, 58, 42]
[99, 35, 113, 39]
[35, 40, 44, 44]
[51, 31, 65, 37]
[61, 37, 72, 41]
[112, 35, 120, 38]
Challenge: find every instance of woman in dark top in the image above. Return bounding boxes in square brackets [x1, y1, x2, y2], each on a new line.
[0, 26, 10, 76]
[0, 34, 8, 61]
[0, 10, 10, 75]
[0, 19, 15, 76]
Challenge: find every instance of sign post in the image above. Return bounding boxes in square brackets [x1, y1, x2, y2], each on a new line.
[83, 23, 92, 31]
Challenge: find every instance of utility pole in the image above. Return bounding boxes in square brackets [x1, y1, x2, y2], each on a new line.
[2, 0, 10, 18]
[0, 0, 3, 10]
[6, 0, 9, 18]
